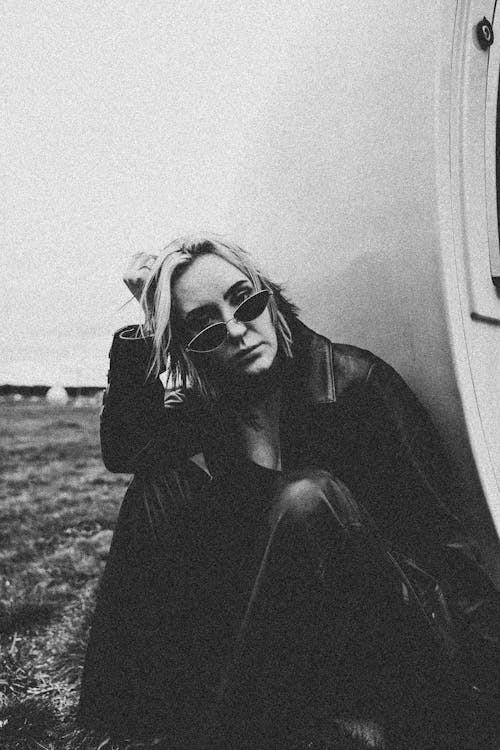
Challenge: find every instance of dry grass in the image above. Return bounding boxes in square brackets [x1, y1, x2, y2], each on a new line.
[0, 400, 155, 750]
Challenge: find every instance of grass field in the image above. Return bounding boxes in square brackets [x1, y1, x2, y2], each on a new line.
[0, 400, 136, 750]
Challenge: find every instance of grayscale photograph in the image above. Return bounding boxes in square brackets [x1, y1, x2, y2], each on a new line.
[1, 2, 500, 749]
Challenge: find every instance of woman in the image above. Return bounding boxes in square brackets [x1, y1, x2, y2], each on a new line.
[79, 236, 500, 749]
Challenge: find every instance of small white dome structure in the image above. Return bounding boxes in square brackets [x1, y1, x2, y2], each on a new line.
[46, 384, 69, 405]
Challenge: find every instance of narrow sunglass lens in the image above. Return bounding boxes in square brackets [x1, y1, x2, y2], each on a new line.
[189, 323, 226, 352]
[186, 290, 272, 352]
[235, 290, 271, 322]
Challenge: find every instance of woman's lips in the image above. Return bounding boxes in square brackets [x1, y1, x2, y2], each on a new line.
[234, 344, 261, 361]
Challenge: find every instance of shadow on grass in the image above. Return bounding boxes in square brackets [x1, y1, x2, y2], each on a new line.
[0, 696, 60, 748]
[0, 601, 61, 636]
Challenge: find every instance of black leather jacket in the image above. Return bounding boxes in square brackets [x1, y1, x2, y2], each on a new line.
[100, 318, 500, 715]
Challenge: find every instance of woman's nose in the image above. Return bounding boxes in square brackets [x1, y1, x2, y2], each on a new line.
[226, 318, 247, 340]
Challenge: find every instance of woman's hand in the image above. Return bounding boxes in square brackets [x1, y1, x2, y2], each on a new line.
[123, 252, 157, 302]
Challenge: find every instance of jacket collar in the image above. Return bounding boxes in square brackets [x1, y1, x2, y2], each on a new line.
[289, 319, 336, 404]
[193, 319, 337, 481]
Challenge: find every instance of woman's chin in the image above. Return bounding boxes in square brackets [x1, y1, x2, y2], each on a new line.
[239, 361, 268, 377]
[237, 351, 277, 377]
[208, 347, 282, 396]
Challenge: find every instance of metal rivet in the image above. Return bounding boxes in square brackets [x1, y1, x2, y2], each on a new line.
[477, 17, 494, 50]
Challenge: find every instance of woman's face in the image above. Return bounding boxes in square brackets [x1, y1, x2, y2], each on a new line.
[172, 254, 279, 377]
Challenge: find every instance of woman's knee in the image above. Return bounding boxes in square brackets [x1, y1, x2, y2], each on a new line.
[271, 469, 362, 530]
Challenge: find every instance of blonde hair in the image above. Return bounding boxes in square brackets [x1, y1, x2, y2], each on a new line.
[140, 235, 296, 401]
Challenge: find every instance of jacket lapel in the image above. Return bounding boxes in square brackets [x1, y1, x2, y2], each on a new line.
[289, 319, 337, 405]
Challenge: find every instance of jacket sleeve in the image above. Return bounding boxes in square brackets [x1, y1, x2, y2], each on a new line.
[365, 357, 500, 705]
[100, 326, 199, 473]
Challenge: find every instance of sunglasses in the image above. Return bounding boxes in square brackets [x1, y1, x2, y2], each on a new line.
[185, 289, 272, 353]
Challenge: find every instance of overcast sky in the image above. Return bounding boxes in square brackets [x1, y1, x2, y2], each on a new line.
[2, 1, 312, 385]
[3, 1, 409, 386]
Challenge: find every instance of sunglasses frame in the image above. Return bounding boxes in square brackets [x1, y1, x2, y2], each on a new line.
[185, 289, 273, 353]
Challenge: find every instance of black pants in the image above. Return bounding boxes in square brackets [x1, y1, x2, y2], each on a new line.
[79, 466, 473, 749]
[207, 469, 471, 749]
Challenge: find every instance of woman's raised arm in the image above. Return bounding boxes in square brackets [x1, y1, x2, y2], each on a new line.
[100, 252, 198, 472]
[100, 326, 199, 472]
